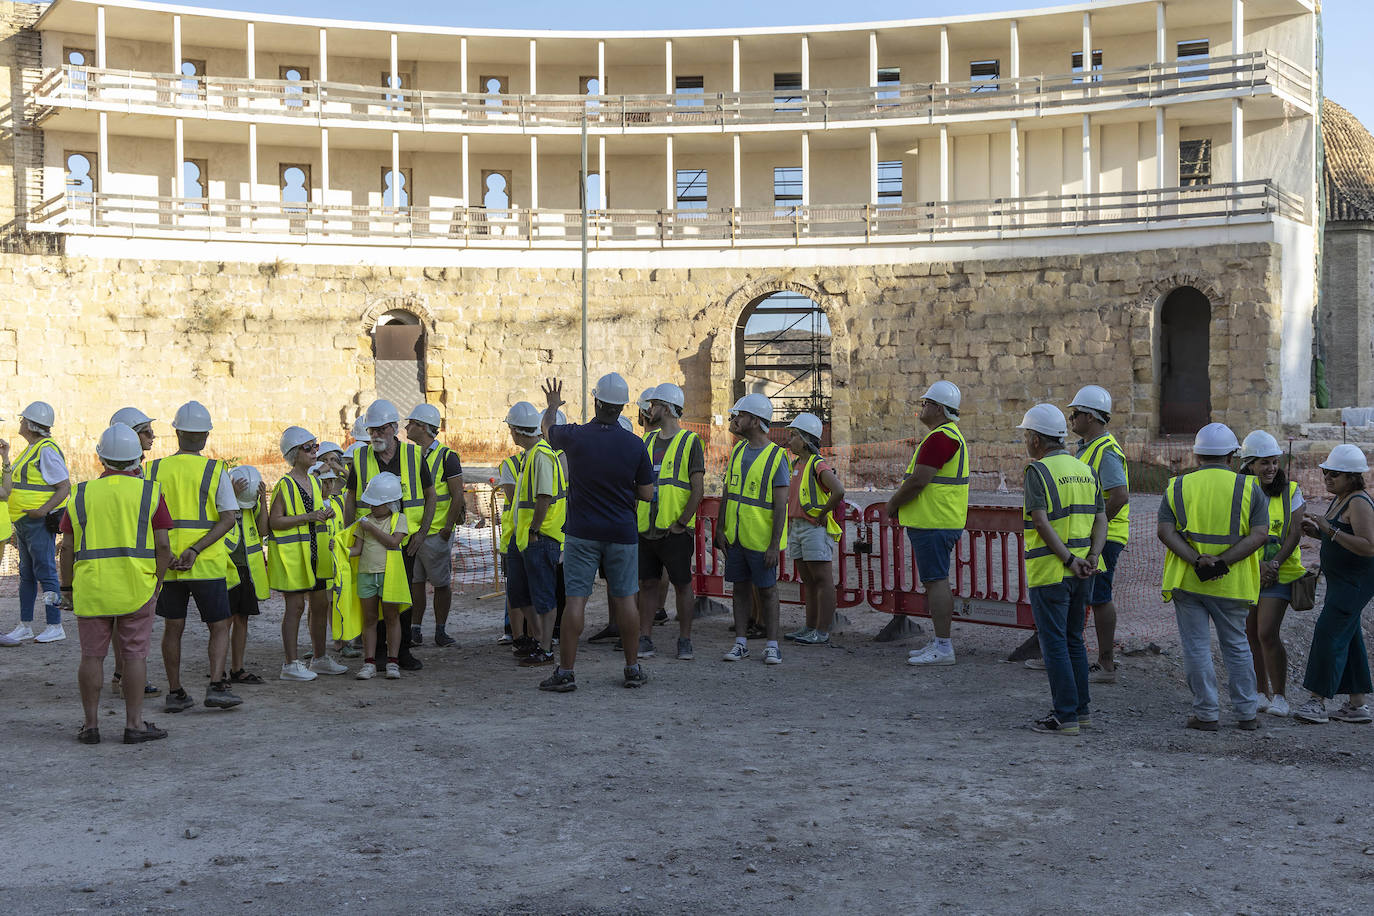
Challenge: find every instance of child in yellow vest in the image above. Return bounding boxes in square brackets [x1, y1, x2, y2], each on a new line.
[350, 473, 410, 680]
[225, 465, 270, 683]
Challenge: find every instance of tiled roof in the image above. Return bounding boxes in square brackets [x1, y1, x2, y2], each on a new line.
[1326, 100, 1374, 222]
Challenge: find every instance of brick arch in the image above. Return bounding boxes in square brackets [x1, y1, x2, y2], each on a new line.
[355, 294, 444, 421]
[361, 294, 437, 332]
[1131, 276, 1225, 436]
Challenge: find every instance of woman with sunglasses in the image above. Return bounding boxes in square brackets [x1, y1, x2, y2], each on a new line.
[1295, 445, 1374, 724]
[267, 427, 344, 682]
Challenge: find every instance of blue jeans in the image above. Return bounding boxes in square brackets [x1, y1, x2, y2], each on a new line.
[1030, 577, 1091, 724]
[14, 516, 61, 625]
[1173, 590, 1260, 721]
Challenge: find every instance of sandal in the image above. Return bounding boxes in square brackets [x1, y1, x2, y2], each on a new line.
[229, 668, 265, 685]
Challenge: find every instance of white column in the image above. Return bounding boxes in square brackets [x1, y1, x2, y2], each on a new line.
[1081, 114, 1092, 194]
[939, 125, 949, 200]
[868, 128, 878, 203]
[1233, 0, 1245, 54]
[665, 136, 675, 208]
[597, 137, 606, 207]
[318, 28, 327, 82]
[247, 123, 257, 201]
[732, 134, 741, 207]
[173, 117, 184, 198]
[460, 134, 469, 206]
[1155, 108, 1166, 187]
[597, 40, 605, 94]
[245, 23, 254, 79]
[391, 130, 400, 210]
[801, 131, 810, 206]
[460, 38, 468, 93]
[529, 135, 538, 209]
[96, 5, 106, 68]
[1232, 100, 1244, 182]
[529, 39, 537, 94]
[320, 127, 329, 204]
[664, 39, 673, 94]
[1156, 2, 1167, 62]
[171, 14, 181, 73]
[390, 33, 398, 91]
[732, 38, 740, 92]
[1009, 20, 1020, 78]
[97, 111, 109, 190]
[801, 35, 810, 90]
[868, 32, 878, 86]
[1082, 13, 1093, 86]
[939, 27, 950, 83]
[1009, 120, 1021, 197]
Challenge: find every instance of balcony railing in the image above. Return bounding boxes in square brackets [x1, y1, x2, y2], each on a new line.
[28, 51, 1312, 130]
[28, 180, 1303, 248]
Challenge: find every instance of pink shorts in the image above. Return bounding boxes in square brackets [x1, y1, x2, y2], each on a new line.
[77, 598, 156, 660]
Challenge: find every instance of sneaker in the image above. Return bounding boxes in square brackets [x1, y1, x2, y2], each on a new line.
[1293, 698, 1329, 724]
[762, 646, 782, 665]
[512, 636, 538, 658]
[164, 689, 194, 714]
[34, 624, 66, 643]
[1022, 658, 1047, 670]
[794, 630, 830, 646]
[1329, 703, 1373, 724]
[676, 638, 695, 660]
[385, 662, 401, 679]
[397, 654, 423, 671]
[1030, 714, 1079, 736]
[204, 681, 243, 709]
[1256, 694, 1272, 714]
[518, 649, 555, 667]
[1264, 695, 1291, 718]
[280, 660, 318, 682]
[722, 643, 749, 662]
[586, 624, 619, 644]
[1076, 714, 1092, 729]
[355, 663, 377, 680]
[309, 655, 349, 676]
[496, 633, 513, 646]
[1089, 664, 1117, 685]
[638, 636, 656, 659]
[410, 626, 423, 646]
[228, 669, 264, 685]
[77, 726, 100, 745]
[1236, 717, 1261, 731]
[1, 623, 35, 646]
[539, 669, 577, 692]
[908, 646, 955, 667]
[340, 642, 364, 659]
[143, 683, 161, 696]
[654, 608, 669, 625]
[784, 627, 813, 642]
[122, 722, 168, 744]
[433, 631, 458, 648]
[1185, 716, 1220, 732]
[623, 664, 649, 688]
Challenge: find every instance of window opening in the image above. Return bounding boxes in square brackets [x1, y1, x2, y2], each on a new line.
[1179, 139, 1212, 186]
[381, 71, 411, 112]
[280, 65, 309, 109]
[969, 59, 1000, 92]
[774, 72, 802, 113]
[877, 160, 902, 206]
[183, 158, 207, 210]
[482, 170, 511, 210]
[65, 152, 96, 202]
[580, 76, 602, 113]
[876, 66, 900, 103]
[1177, 40, 1209, 81]
[774, 166, 802, 216]
[1071, 50, 1103, 84]
[279, 163, 311, 213]
[481, 75, 507, 115]
[382, 166, 412, 210]
[179, 59, 204, 103]
[583, 172, 606, 210]
[65, 48, 93, 95]
[675, 75, 704, 108]
[736, 292, 833, 426]
[676, 168, 707, 210]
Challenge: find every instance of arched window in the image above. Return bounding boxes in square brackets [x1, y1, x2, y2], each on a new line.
[1158, 286, 1212, 435]
[66, 152, 96, 201]
[735, 291, 832, 431]
[373, 309, 425, 415]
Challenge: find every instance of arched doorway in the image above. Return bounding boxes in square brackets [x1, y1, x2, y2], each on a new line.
[373, 309, 425, 413]
[1158, 286, 1212, 435]
[734, 291, 832, 440]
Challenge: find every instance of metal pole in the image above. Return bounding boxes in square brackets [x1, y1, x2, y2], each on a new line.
[580, 111, 589, 422]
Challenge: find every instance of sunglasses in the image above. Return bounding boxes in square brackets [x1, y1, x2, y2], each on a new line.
[302, 442, 320, 452]
[1322, 468, 1347, 477]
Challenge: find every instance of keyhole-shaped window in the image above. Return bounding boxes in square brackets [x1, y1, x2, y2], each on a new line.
[383, 169, 409, 209]
[483, 172, 509, 210]
[66, 152, 95, 200]
[180, 59, 202, 102]
[283, 67, 305, 108]
[483, 76, 505, 113]
[282, 166, 308, 212]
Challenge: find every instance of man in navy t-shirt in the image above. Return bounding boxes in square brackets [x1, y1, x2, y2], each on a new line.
[536, 373, 653, 693]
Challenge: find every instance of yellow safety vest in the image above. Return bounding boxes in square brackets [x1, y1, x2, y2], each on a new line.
[898, 422, 969, 530]
[224, 506, 270, 601]
[317, 494, 346, 582]
[723, 440, 789, 552]
[7, 437, 67, 520]
[497, 453, 521, 552]
[637, 428, 702, 533]
[794, 453, 842, 540]
[1264, 480, 1306, 585]
[267, 473, 329, 591]
[1022, 453, 1104, 589]
[514, 440, 567, 552]
[352, 442, 426, 543]
[1161, 467, 1261, 603]
[0, 504, 9, 542]
[67, 474, 162, 616]
[1078, 433, 1131, 546]
[331, 514, 412, 641]
[147, 454, 229, 581]
[424, 443, 463, 535]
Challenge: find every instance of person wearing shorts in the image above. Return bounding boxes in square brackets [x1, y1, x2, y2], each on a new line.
[783, 413, 845, 647]
[405, 405, 465, 648]
[225, 465, 269, 685]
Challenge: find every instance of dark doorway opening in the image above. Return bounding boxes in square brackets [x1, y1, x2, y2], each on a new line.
[1158, 286, 1212, 435]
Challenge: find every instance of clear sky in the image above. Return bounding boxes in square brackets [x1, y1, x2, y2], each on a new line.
[155, 0, 1373, 135]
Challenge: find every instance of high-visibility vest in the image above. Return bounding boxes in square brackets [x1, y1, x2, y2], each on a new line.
[1161, 467, 1261, 603]
[317, 494, 346, 582]
[497, 453, 521, 552]
[723, 440, 789, 553]
[147, 454, 229, 581]
[513, 440, 566, 552]
[637, 428, 702, 533]
[1264, 480, 1307, 585]
[424, 443, 462, 535]
[1078, 433, 1131, 546]
[1022, 453, 1104, 589]
[267, 473, 329, 591]
[794, 453, 842, 540]
[7, 437, 67, 520]
[331, 514, 412, 641]
[898, 422, 969, 530]
[351, 442, 426, 543]
[67, 475, 162, 616]
[224, 506, 269, 601]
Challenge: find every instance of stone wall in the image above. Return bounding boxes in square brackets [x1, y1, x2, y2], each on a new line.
[1320, 223, 1374, 407]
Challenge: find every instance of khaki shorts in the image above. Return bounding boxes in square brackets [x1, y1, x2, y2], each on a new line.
[410, 533, 453, 586]
[785, 519, 836, 563]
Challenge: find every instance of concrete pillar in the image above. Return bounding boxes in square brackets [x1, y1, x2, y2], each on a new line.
[320, 127, 329, 204]
[460, 134, 469, 207]
[732, 38, 740, 93]
[598, 136, 606, 207]
[868, 32, 878, 87]
[247, 123, 257, 201]
[939, 125, 949, 201]
[801, 131, 810, 206]
[665, 39, 673, 94]
[597, 40, 605, 94]
[801, 35, 810, 90]
[392, 130, 401, 210]
[1010, 120, 1021, 197]
[869, 128, 878, 204]
[460, 38, 468, 93]
[1233, 0, 1244, 54]
[529, 39, 537, 95]
[1156, 108, 1166, 188]
[173, 118, 184, 199]
[1232, 100, 1244, 182]
[1010, 20, 1019, 79]
[1082, 114, 1092, 194]
[1156, 2, 1167, 62]
[97, 111, 108, 191]
[665, 135, 674, 208]
[1083, 13, 1093, 86]
[96, 5, 106, 69]
[529, 135, 538, 209]
[732, 134, 741, 207]
[390, 33, 398, 94]
[172, 14, 181, 74]
[318, 28, 327, 82]
[939, 27, 949, 84]
[245, 22, 254, 80]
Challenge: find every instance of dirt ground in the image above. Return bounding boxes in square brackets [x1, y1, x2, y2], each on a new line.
[2, 572, 1374, 916]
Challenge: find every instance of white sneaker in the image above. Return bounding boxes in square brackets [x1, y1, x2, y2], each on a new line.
[280, 660, 318, 682]
[355, 663, 377, 680]
[908, 646, 956, 666]
[762, 646, 782, 665]
[1, 624, 35, 646]
[1294, 697, 1328, 724]
[722, 643, 749, 662]
[1256, 694, 1272, 713]
[385, 662, 401, 679]
[309, 655, 348, 676]
[1023, 658, 1047, 670]
[35, 624, 66, 644]
[1265, 695, 1290, 718]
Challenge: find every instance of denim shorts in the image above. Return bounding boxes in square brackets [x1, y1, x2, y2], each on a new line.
[906, 528, 962, 582]
[506, 537, 560, 613]
[1259, 581, 1293, 601]
[563, 535, 638, 599]
[724, 544, 778, 589]
[1089, 540, 1126, 605]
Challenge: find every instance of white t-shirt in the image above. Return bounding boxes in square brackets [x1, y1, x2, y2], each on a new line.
[214, 466, 239, 513]
[37, 449, 69, 485]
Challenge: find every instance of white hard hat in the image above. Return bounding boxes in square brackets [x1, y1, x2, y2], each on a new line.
[922, 381, 962, 416]
[1069, 385, 1112, 422]
[20, 401, 56, 429]
[109, 407, 153, 430]
[1017, 403, 1068, 438]
[408, 404, 442, 429]
[593, 372, 631, 406]
[96, 423, 143, 463]
[352, 417, 369, 439]
[171, 400, 213, 432]
[1320, 444, 1370, 474]
[280, 426, 316, 458]
[1240, 430, 1282, 462]
[505, 401, 542, 432]
[309, 461, 338, 481]
[787, 412, 824, 440]
[1193, 422, 1241, 456]
[360, 471, 403, 506]
[651, 383, 685, 411]
[637, 388, 656, 412]
[316, 441, 343, 460]
[730, 393, 774, 425]
[229, 465, 262, 508]
[555, 409, 568, 426]
[617, 416, 634, 432]
[363, 399, 401, 430]
[343, 442, 363, 459]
